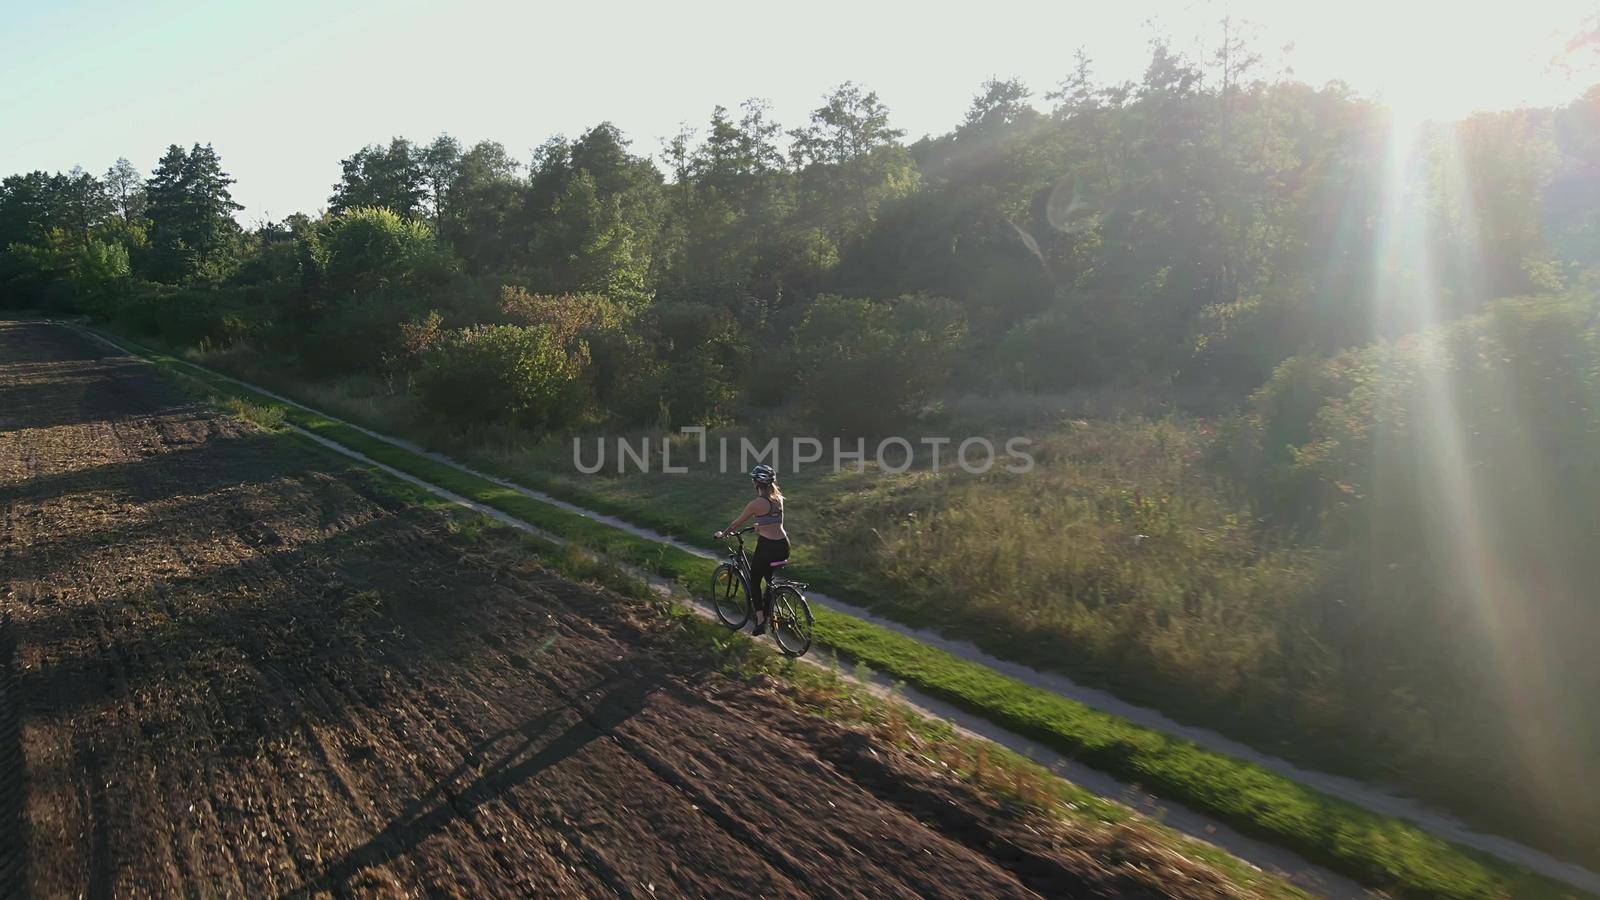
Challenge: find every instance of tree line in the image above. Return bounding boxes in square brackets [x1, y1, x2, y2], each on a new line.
[2, 37, 1597, 433]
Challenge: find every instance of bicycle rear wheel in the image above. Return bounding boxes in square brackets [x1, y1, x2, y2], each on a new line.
[710, 563, 751, 629]
[769, 586, 813, 657]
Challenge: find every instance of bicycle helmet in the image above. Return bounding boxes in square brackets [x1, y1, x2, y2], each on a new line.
[749, 464, 776, 484]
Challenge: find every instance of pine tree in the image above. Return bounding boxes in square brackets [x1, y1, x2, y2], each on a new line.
[143, 143, 242, 281]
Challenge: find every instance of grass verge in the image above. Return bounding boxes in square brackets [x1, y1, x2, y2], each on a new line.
[88, 324, 1581, 900]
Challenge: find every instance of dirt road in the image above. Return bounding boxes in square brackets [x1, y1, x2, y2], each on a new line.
[0, 320, 1254, 898]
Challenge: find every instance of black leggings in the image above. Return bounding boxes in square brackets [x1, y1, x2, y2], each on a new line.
[750, 536, 790, 614]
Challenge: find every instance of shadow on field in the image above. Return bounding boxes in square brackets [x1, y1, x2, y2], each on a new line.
[294, 667, 662, 896]
[10, 510, 506, 728]
[2, 433, 303, 507]
[0, 614, 29, 892]
[0, 322, 177, 433]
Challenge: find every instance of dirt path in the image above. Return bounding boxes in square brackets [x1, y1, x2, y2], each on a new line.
[0, 320, 1260, 898]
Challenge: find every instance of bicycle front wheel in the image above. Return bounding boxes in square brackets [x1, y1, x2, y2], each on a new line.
[769, 586, 814, 657]
[710, 563, 751, 629]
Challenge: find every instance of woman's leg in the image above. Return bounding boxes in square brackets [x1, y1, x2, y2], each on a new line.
[756, 539, 789, 616]
[751, 539, 776, 619]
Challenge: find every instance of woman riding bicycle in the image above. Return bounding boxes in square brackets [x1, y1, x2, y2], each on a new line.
[713, 464, 789, 635]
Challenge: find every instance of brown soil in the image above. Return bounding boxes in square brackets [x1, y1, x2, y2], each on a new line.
[0, 321, 1254, 899]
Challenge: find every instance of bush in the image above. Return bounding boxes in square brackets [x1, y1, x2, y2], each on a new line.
[645, 301, 742, 426]
[497, 286, 675, 424]
[498, 286, 629, 340]
[295, 295, 427, 376]
[790, 294, 967, 434]
[995, 303, 1116, 391]
[304, 207, 458, 297]
[0, 239, 76, 312]
[1236, 293, 1600, 854]
[111, 285, 260, 348]
[413, 324, 589, 430]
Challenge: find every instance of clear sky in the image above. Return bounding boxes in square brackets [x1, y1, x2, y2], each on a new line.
[3, 0, 1597, 223]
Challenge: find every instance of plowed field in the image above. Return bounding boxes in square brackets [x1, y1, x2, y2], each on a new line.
[0, 321, 1251, 898]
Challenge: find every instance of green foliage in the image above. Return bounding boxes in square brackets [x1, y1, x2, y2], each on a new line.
[295, 295, 427, 376]
[513, 125, 663, 303]
[995, 294, 1128, 390]
[329, 138, 428, 217]
[143, 143, 243, 282]
[497, 287, 666, 422]
[72, 238, 133, 314]
[111, 284, 260, 348]
[0, 235, 76, 310]
[1240, 294, 1600, 855]
[413, 324, 589, 431]
[310, 206, 455, 296]
[221, 396, 286, 430]
[791, 294, 968, 433]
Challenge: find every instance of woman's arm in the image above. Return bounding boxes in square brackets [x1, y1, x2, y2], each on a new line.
[716, 500, 762, 537]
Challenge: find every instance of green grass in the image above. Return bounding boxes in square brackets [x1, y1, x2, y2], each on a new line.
[87, 324, 1584, 900]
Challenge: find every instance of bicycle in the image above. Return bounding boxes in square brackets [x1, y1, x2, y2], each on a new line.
[709, 526, 814, 657]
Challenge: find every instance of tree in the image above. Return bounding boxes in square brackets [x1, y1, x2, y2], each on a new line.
[700, 100, 785, 193]
[144, 143, 243, 281]
[0, 171, 67, 249]
[1047, 50, 1101, 119]
[329, 138, 427, 217]
[960, 78, 1037, 136]
[313, 206, 453, 296]
[788, 83, 918, 250]
[420, 134, 462, 235]
[789, 82, 905, 168]
[791, 294, 968, 433]
[444, 140, 523, 273]
[1209, 16, 1262, 149]
[104, 157, 146, 224]
[516, 124, 663, 301]
[59, 167, 113, 246]
[657, 99, 804, 307]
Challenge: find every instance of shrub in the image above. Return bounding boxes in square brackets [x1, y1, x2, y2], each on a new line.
[413, 324, 589, 430]
[790, 294, 967, 434]
[295, 295, 428, 376]
[0, 239, 76, 312]
[1235, 293, 1600, 853]
[498, 285, 629, 341]
[306, 207, 458, 297]
[111, 285, 260, 348]
[996, 303, 1114, 391]
[72, 239, 133, 316]
[385, 310, 445, 380]
[497, 286, 675, 424]
[645, 301, 743, 426]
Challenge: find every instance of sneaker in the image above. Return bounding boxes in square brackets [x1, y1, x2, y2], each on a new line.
[752, 613, 768, 636]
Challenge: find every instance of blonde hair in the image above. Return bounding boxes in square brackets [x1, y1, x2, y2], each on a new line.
[759, 480, 784, 505]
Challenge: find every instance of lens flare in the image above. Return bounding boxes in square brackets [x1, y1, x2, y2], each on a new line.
[1370, 105, 1573, 817]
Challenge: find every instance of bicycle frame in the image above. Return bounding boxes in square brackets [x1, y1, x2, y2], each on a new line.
[722, 528, 757, 596]
[724, 527, 806, 591]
